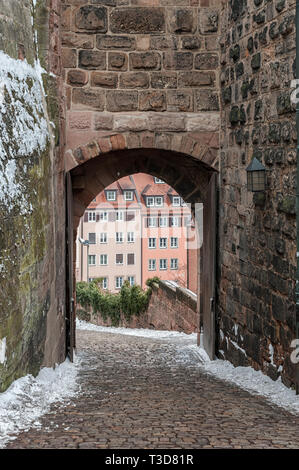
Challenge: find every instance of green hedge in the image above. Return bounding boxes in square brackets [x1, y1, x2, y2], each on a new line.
[76, 277, 160, 327]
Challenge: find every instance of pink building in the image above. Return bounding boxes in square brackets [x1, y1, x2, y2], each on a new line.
[76, 174, 198, 293]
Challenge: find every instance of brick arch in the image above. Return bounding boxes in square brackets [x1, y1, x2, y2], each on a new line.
[67, 134, 218, 231]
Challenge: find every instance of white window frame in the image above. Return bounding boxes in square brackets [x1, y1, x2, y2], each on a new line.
[171, 216, 179, 227]
[127, 232, 135, 243]
[116, 211, 124, 221]
[159, 217, 167, 227]
[100, 254, 108, 266]
[159, 259, 167, 271]
[128, 276, 135, 286]
[148, 217, 157, 227]
[100, 211, 108, 221]
[170, 237, 178, 248]
[155, 196, 163, 207]
[124, 190, 134, 201]
[102, 277, 108, 289]
[172, 196, 181, 207]
[88, 254, 96, 266]
[154, 177, 164, 184]
[116, 232, 124, 243]
[106, 190, 116, 201]
[159, 237, 167, 249]
[148, 237, 156, 249]
[171, 258, 178, 270]
[115, 276, 123, 289]
[146, 197, 155, 207]
[88, 211, 96, 222]
[100, 232, 107, 244]
[148, 259, 156, 271]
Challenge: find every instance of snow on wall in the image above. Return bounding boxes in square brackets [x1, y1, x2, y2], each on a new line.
[0, 51, 49, 212]
[0, 338, 6, 365]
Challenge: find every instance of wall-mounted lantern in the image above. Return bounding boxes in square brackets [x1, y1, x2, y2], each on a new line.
[246, 157, 266, 192]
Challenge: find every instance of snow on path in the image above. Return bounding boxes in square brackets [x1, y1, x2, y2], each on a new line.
[0, 357, 79, 448]
[77, 320, 299, 416]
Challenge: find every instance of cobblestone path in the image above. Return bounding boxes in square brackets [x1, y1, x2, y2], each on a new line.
[5, 329, 299, 449]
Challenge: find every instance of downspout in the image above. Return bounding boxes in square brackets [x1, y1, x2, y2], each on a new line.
[296, 0, 299, 394]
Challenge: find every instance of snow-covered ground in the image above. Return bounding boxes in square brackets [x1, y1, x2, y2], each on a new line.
[78, 320, 299, 415]
[0, 357, 79, 448]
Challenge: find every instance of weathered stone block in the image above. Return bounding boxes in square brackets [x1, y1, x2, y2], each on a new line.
[178, 71, 215, 88]
[139, 91, 167, 111]
[91, 72, 118, 88]
[67, 69, 88, 86]
[75, 5, 107, 32]
[168, 8, 196, 34]
[120, 72, 149, 88]
[108, 52, 128, 70]
[195, 90, 219, 111]
[129, 52, 161, 70]
[194, 53, 218, 70]
[96, 35, 136, 50]
[163, 52, 193, 70]
[199, 8, 219, 33]
[110, 8, 165, 34]
[106, 90, 138, 111]
[167, 90, 193, 112]
[79, 50, 106, 69]
[151, 72, 177, 89]
[72, 88, 105, 110]
[62, 48, 77, 68]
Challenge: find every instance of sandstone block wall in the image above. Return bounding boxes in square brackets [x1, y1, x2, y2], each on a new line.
[218, 0, 297, 387]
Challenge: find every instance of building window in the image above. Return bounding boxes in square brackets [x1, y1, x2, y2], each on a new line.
[148, 237, 156, 249]
[102, 277, 108, 289]
[171, 258, 178, 270]
[154, 177, 164, 184]
[100, 232, 107, 244]
[171, 237, 178, 248]
[172, 196, 181, 206]
[100, 254, 108, 265]
[106, 190, 116, 201]
[124, 190, 134, 201]
[88, 211, 96, 222]
[116, 253, 124, 265]
[155, 196, 163, 207]
[146, 196, 155, 207]
[159, 238, 167, 249]
[127, 253, 135, 265]
[116, 276, 123, 289]
[88, 255, 96, 266]
[127, 276, 135, 286]
[88, 277, 96, 283]
[88, 233, 96, 244]
[127, 232, 135, 243]
[148, 259, 156, 271]
[147, 217, 157, 227]
[126, 211, 135, 222]
[159, 217, 168, 227]
[116, 232, 124, 243]
[116, 211, 124, 221]
[171, 216, 179, 227]
[100, 211, 108, 221]
[159, 259, 167, 270]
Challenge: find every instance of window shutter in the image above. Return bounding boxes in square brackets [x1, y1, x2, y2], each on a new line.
[127, 253, 134, 265]
[169, 217, 172, 226]
[88, 233, 96, 244]
[84, 212, 88, 222]
[96, 213, 100, 222]
[126, 211, 135, 221]
[116, 254, 123, 264]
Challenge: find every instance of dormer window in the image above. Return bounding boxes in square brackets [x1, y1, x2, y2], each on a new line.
[155, 196, 163, 207]
[124, 190, 134, 201]
[172, 196, 181, 206]
[154, 177, 165, 184]
[106, 190, 116, 201]
[146, 196, 155, 207]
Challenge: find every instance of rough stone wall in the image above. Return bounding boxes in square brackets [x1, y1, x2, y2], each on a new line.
[61, 0, 221, 157]
[218, 0, 297, 387]
[0, 0, 66, 392]
[80, 281, 198, 334]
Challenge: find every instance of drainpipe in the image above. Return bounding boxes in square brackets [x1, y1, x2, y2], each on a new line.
[296, 1, 299, 394]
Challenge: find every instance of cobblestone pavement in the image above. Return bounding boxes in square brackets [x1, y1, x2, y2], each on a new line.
[5, 329, 299, 449]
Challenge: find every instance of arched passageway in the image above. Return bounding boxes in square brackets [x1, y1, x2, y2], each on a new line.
[65, 140, 218, 361]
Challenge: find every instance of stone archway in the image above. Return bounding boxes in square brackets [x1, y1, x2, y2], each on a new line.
[65, 135, 218, 360]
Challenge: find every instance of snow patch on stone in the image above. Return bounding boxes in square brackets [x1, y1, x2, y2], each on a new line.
[0, 357, 79, 448]
[0, 338, 6, 365]
[0, 51, 49, 211]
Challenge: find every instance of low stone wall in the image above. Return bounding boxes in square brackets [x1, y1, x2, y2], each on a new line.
[79, 281, 198, 334]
